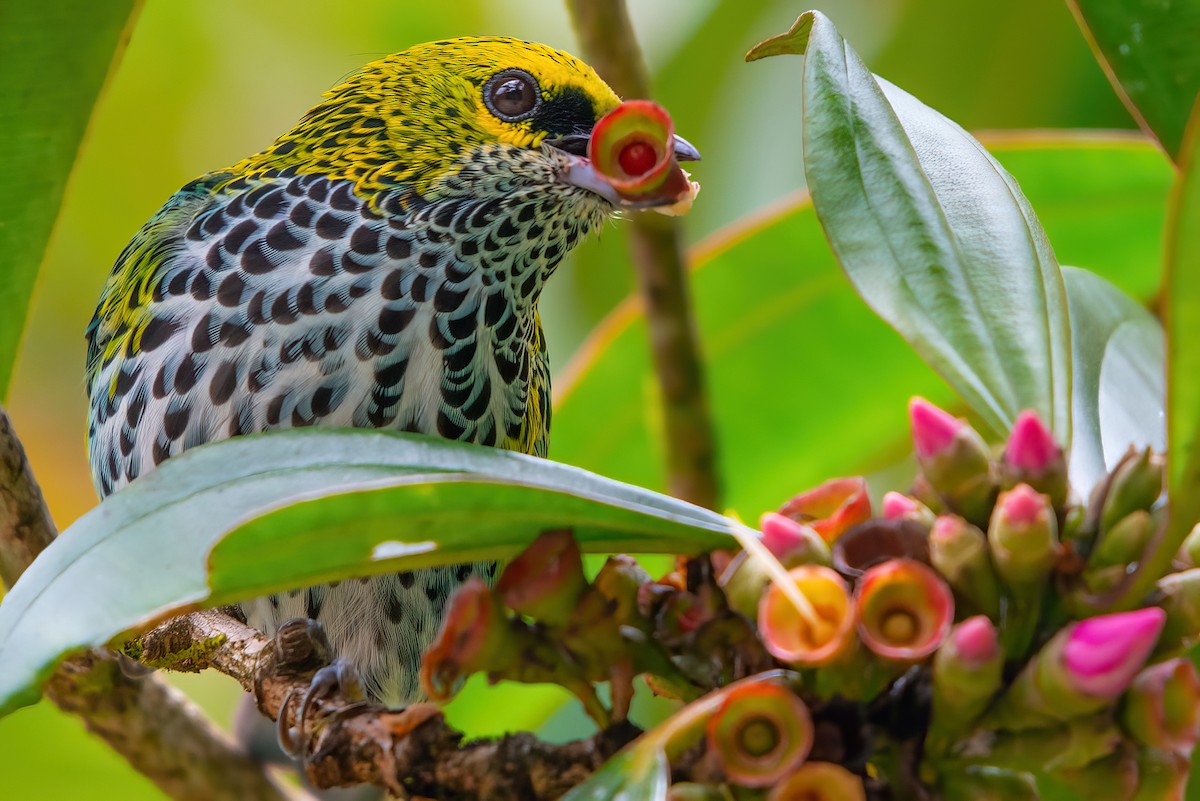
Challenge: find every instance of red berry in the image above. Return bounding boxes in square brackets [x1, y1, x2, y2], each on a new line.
[618, 140, 657, 176]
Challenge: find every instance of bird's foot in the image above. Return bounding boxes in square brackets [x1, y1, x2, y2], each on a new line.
[259, 617, 372, 758]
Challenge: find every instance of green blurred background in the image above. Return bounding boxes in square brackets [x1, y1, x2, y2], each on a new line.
[0, 0, 1146, 797]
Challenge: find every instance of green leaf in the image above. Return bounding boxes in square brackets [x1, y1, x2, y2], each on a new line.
[0, 430, 744, 717]
[1067, 0, 1200, 161]
[1061, 267, 1164, 496]
[559, 746, 669, 801]
[1166, 96, 1200, 558]
[0, 0, 141, 401]
[746, 11, 1071, 445]
[554, 134, 1168, 516]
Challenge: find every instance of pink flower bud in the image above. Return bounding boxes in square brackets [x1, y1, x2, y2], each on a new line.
[950, 615, 1001, 666]
[908, 398, 997, 525]
[760, 512, 823, 560]
[778, 477, 871, 544]
[1005, 410, 1060, 474]
[910, 397, 962, 458]
[1063, 607, 1166, 699]
[928, 616, 1003, 750]
[988, 484, 1058, 589]
[999, 483, 1044, 525]
[882, 491, 919, 520]
[855, 559, 954, 662]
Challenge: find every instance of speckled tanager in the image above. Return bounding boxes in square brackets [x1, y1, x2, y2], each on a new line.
[85, 37, 698, 707]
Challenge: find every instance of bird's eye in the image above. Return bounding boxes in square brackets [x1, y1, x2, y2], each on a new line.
[484, 69, 541, 122]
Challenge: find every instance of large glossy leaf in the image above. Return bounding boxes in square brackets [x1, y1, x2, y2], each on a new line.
[746, 12, 1071, 446]
[1068, 0, 1200, 161]
[1062, 267, 1165, 496]
[0, 430, 745, 717]
[0, 0, 141, 401]
[1166, 98, 1200, 561]
[554, 135, 1169, 516]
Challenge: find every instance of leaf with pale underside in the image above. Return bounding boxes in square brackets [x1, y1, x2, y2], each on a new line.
[0, 430, 746, 717]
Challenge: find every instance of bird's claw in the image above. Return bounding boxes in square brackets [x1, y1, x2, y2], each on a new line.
[261, 618, 368, 758]
[278, 659, 370, 757]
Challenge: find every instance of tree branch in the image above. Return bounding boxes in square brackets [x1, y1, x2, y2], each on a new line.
[0, 405, 288, 801]
[565, 0, 721, 511]
[135, 611, 642, 799]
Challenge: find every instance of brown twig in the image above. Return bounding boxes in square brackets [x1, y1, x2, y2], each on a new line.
[565, 0, 721, 511]
[135, 611, 643, 799]
[0, 406, 288, 801]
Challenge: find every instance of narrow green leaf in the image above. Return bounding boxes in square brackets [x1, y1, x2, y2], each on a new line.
[1166, 96, 1200, 556]
[1067, 0, 1200, 161]
[559, 747, 669, 801]
[555, 135, 1165, 516]
[0, 0, 141, 400]
[0, 431, 744, 717]
[747, 11, 1071, 445]
[1062, 267, 1165, 496]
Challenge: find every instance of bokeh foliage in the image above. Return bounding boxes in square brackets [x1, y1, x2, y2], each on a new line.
[0, 0, 1172, 798]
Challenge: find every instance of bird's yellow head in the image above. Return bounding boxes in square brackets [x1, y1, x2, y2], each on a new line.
[230, 37, 640, 203]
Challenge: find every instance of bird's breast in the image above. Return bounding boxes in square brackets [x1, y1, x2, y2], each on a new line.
[86, 166, 605, 495]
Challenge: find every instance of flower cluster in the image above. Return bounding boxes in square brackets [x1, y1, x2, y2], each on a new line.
[423, 399, 1200, 799]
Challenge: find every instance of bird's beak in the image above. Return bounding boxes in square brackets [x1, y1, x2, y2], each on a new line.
[547, 103, 700, 214]
[546, 133, 701, 162]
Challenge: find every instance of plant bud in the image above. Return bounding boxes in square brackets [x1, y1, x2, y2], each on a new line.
[1132, 749, 1189, 801]
[667, 784, 726, 801]
[420, 578, 509, 701]
[767, 762, 866, 801]
[1155, 568, 1200, 654]
[909, 397, 997, 524]
[760, 512, 833, 564]
[1119, 658, 1200, 757]
[939, 767, 1038, 801]
[1001, 410, 1068, 508]
[706, 682, 813, 787]
[1089, 510, 1155, 569]
[854, 559, 954, 662]
[929, 616, 1003, 748]
[758, 565, 855, 666]
[721, 519, 832, 621]
[988, 485, 1058, 587]
[496, 529, 587, 627]
[882, 491, 936, 526]
[929, 515, 1001, 619]
[1178, 523, 1200, 568]
[1099, 447, 1163, 534]
[778, 477, 871, 544]
[992, 608, 1165, 728]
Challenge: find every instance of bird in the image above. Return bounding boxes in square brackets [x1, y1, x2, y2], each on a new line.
[84, 36, 698, 708]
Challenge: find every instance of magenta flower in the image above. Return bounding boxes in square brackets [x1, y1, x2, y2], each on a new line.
[909, 397, 962, 459]
[907, 397, 996, 524]
[1063, 607, 1166, 700]
[948, 615, 1000, 666]
[882, 491, 920, 520]
[993, 607, 1167, 728]
[1005, 410, 1061, 474]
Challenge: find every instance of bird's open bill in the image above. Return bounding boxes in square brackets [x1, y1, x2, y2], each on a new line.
[552, 99, 701, 216]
